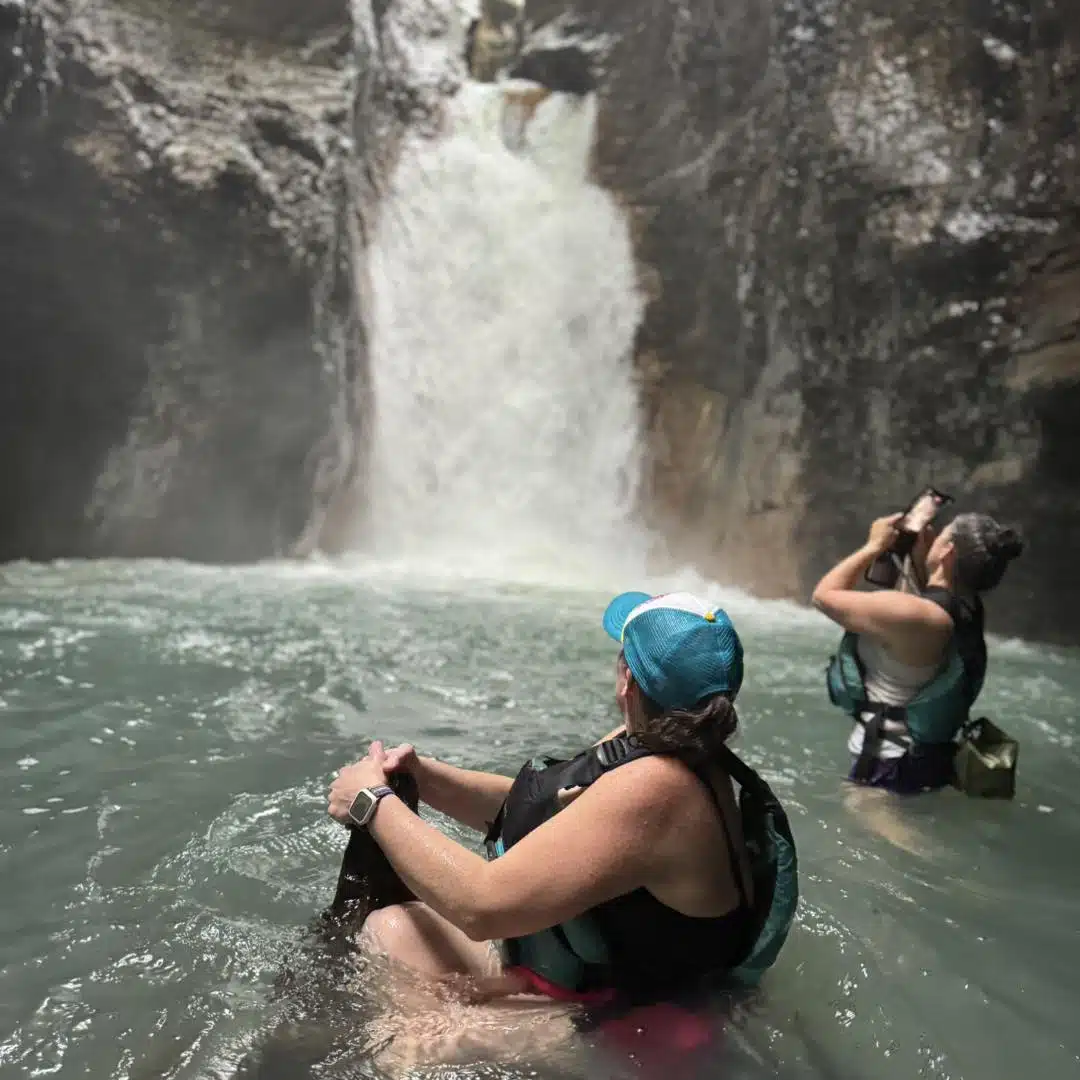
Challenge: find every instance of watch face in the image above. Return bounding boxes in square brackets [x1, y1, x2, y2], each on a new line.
[348, 789, 376, 827]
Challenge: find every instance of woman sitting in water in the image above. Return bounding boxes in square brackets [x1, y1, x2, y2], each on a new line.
[327, 592, 795, 1033]
[812, 511, 1024, 794]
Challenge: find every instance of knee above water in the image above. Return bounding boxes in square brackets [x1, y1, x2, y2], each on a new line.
[360, 902, 421, 941]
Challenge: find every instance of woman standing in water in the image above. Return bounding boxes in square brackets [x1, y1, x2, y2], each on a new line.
[812, 510, 1024, 796]
[325, 591, 795, 1067]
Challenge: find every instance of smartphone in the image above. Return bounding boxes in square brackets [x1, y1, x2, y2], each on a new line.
[865, 487, 953, 588]
[897, 487, 953, 540]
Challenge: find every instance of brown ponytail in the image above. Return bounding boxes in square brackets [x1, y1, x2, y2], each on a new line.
[619, 651, 737, 765]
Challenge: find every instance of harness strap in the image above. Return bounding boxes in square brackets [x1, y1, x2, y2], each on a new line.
[851, 701, 910, 781]
[684, 748, 752, 912]
[716, 744, 766, 792]
[595, 734, 637, 767]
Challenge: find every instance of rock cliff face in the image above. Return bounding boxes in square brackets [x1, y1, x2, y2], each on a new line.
[0, 0, 362, 560]
[0, 0, 461, 562]
[3, 0, 1077, 643]
[521, 0, 1080, 644]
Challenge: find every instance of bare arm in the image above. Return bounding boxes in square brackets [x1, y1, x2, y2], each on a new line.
[367, 754, 678, 941]
[811, 541, 881, 617]
[811, 536, 952, 664]
[409, 722, 626, 833]
[413, 756, 514, 834]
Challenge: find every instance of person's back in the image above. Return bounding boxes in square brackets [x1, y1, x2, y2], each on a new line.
[848, 635, 942, 759]
[327, 589, 798, 1031]
[812, 510, 1022, 793]
[484, 697, 759, 1000]
[584, 755, 757, 998]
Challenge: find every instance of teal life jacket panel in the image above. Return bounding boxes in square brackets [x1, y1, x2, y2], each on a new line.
[483, 734, 798, 998]
[826, 632, 972, 745]
[825, 589, 986, 774]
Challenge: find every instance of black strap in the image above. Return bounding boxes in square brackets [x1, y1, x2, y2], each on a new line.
[851, 701, 910, 781]
[595, 734, 640, 769]
[558, 732, 651, 788]
[698, 747, 762, 911]
[715, 744, 762, 791]
[484, 734, 649, 849]
[716, 785, 751, 912]
[853, 709, 885, 783]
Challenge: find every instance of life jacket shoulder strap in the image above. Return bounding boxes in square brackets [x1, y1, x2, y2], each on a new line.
[716, 743, 770, 794]
[484, 733, 653, 847]
[562, 732, 654, 787]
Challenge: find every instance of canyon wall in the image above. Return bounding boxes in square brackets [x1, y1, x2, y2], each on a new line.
[0, 0, 462, 561]
[521, 0, 1080, 643]
[3, 0, 1078, 643]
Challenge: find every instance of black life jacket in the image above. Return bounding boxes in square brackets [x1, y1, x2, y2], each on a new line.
[483, 733, 798, 996]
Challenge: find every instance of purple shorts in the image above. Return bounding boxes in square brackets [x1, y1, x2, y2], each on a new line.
[847, 746, 955, 795]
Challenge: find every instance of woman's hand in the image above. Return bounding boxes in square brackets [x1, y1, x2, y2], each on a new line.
[910, 522, 935, 569]
[383, 742, 420, 776]
[328, 741, 392, 824]
[865, 512, 903, 557]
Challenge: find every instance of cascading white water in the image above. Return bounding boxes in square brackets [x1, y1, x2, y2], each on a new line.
[357, 80, 650, 583]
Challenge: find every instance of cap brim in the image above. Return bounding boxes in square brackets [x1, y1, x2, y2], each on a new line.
[601, 591, 653, 642]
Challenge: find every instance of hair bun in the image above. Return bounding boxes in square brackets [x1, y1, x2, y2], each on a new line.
[993, 525, 1025, 561]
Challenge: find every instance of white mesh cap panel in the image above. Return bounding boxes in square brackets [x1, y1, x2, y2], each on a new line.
[621, 592, 713, 638]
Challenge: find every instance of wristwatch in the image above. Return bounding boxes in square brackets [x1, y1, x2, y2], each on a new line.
[347, 785, 395, 827]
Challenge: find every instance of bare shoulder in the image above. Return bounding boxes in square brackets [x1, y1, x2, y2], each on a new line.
[591, 753, 703, 815]
[911, 594, 955, 627]
[870, 589, 950, 624]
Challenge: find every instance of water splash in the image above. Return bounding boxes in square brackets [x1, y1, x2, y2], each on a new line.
[354, 80, 648, 586]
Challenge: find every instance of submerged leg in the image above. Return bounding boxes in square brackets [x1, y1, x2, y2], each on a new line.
[358, 901, 502, 980]
[359, 905, 579, 1073]
[843, 784, 931, 858]
[233, 774, 424, 1080]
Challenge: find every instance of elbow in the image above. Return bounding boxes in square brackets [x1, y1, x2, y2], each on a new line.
[459, 906, 493, 942]
[460, 903, 504, 942]
[458, 890, 526, 943]
[811, 589, 844, 628]
[456, 873, 502, 942]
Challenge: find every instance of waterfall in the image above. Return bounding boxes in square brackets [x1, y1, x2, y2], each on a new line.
[354, 79, 649, 584]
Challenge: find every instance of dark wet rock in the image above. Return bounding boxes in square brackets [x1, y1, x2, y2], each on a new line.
[509, 14, 607, 95]
[0, 0, 26, 34]
[0, 0, 463, 563]
[5, 0, 1077, 643]
[466, 0, 526, 82]
[0, 0, 367, 561]
[525, 0, 1080, 644]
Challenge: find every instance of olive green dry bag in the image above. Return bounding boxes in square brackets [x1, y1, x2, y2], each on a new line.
[953, 717, 1018, 799]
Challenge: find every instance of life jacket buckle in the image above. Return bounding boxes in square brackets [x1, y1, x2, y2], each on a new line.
[595, 734, 638, 768]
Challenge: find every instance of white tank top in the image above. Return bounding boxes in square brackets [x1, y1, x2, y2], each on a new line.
[847, 637, 943, 760]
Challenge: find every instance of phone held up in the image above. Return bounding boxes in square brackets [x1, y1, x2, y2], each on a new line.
[865, 487, 953, 589]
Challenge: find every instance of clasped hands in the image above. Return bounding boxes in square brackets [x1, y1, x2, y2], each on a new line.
[327, 740, 417, 824]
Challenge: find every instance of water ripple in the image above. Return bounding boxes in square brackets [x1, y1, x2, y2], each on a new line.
[0, 559, 1078, 1080]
